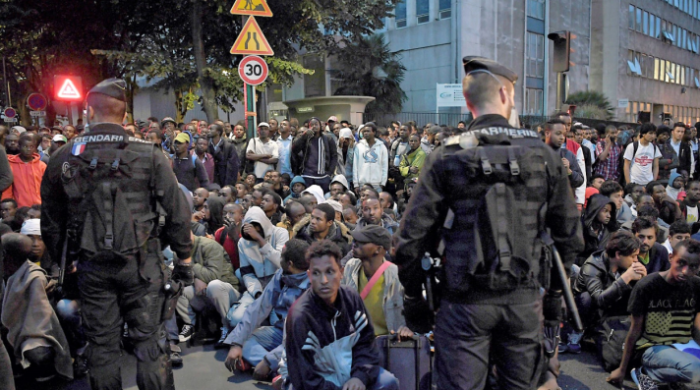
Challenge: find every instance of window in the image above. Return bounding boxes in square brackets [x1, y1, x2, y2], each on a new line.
[636, 8, 642, 32]
[525, 88, 544, 115]
[655, 58, 661, 80]
[439, 0, 451, 19]
[643, 11, 648, 35]
[528, 0, 545, 20]
[395, 0, 407, 28]
[683, 29, 687, 49]
[303, 55, 326, 98]
[526, 32, 545, 78]
[416, 0, 429, 24]
[656, 15, 661, 38]
[629, 5, 635, 30]
[649, 14, 655, 36]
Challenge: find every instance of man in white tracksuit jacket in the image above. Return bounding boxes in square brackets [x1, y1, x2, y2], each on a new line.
[353, 123, 388, 192]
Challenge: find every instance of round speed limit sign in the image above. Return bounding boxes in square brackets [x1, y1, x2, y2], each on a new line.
[238, 56, 269, 86]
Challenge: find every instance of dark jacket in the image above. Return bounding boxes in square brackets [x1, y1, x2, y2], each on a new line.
[558, 147, 585, 189]
[642, 242, 671, 275]
[0, 147, 14, 192]
[395, 114, 584, 303]
[577, 194, 618, 265]
[231, 136, 249, 175]
[657, 140, 679, 180]
[573, 250, 634, 322]
[293, 216, 352, 256]
[285, 286, 381, 390]
[171, 155, 210, 192]
[208, 137, 240, 187]
[291, 132, 338, 177]
[675, 140, 692, 176]
[40, 123, 193, 264]
[581, 144, 592, 185]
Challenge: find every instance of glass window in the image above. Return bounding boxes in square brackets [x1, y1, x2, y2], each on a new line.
[636, 8, 642, 32]
[643, 11, 649, 35]
[395, 0, 407, 28]
[655, 58, 660, 80]
[416, 0, 429, 23]
[303, 55, 326, 98]
[683, 29, 687, 49]
[649, 14, 655, 36]
[526, 32, 545, 78]
[656, 16, 661, 38]
[629, 5, 635, 29]
[526, 88, 544, 115]
[439, 0, 451, 18]
[527, 0, 545, 20]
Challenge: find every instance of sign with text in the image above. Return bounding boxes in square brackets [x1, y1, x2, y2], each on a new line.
[238, 56, 269, 85]
[436, 84, 466, 107]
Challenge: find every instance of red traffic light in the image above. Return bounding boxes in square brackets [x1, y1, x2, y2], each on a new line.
[54, 75, 83, 101]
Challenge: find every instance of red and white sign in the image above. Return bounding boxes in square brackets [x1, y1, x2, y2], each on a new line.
[54, 75, 83, 101]
[238, 56, 269, 86]
[3, 107, 16, 119]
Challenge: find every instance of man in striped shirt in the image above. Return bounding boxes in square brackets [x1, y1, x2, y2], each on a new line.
[607, 240, 700, 390]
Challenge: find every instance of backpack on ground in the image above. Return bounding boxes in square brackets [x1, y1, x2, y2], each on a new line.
[596, 315, 631, 372]
[378, 334, 432, 390]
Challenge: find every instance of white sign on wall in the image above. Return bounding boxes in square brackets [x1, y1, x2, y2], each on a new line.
[436, 84, 466, 107]
[618, 99, 629, 108]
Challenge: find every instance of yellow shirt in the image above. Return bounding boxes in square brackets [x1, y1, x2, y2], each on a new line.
[358, 268, 387, 336]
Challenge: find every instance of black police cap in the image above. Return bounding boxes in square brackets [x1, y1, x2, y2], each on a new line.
[86, 78, 127, 103]
[462, 56, 518, 85]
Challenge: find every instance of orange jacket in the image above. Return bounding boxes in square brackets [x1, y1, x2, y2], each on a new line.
[2, 153, 47, 207]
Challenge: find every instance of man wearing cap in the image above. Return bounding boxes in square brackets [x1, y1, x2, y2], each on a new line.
[342, 225, 412, 338]
[207, 123, 240, 188]
[41, 78, 193, 390]
[394, 57, 584, 390]
[291, 117, 338, 193]
[246, 122, 279, 184]
[171, 132, 210, 192]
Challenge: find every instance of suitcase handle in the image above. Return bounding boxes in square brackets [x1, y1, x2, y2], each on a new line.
[385, 334, 423, 390]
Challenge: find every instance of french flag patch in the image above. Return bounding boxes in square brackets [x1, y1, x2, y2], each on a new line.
[72, 143, 86, 156]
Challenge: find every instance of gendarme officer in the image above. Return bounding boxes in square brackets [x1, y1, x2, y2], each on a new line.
[394, 57, 584, 389]
[41, 78, 194, 390]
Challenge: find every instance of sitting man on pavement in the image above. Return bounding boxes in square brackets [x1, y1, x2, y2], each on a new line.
[229, 206, 289, 327]
[276, 200, 308, 238]
[176, 231, 241, 346]
[341, 225, 413, 339]
[607, 239, 700, 390]
[1, 233, 73, 382]
[292, 203, 352, 256]
[632, 216, 671, 274]
[355, 197, 399, 234]
[284, 240, 399, 390]
[661, 220, 691, 257]
[223, 239, 311, 381]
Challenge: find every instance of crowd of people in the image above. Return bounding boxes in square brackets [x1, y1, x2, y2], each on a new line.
[0, 109, 699, 390]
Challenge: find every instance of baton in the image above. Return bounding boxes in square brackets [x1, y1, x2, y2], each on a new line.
[552, 246, 584, 332]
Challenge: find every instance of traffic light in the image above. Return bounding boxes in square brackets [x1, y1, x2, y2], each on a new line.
[54, 75, 83, 101]
[547, 31, 576, 73]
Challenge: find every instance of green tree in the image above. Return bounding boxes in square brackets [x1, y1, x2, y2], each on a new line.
[332, 34, 407, 115]
[566, 91, 615, 120]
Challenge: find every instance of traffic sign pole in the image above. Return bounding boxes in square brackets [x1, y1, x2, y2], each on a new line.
[246, 84, 256, 139]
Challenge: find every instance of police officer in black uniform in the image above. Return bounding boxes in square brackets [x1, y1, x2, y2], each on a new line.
[394, 58, 584, 389]
[41, 78, 194, 390]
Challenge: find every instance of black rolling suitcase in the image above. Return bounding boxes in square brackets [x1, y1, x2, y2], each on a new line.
[378, 334, 432, 390]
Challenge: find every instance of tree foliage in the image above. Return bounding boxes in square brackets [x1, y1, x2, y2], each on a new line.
[332, 34, 407, 115]
[0, 0, 399, 123]
[566, 91, 615, 120]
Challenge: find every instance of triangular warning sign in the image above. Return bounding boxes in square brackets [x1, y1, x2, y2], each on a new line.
[230, 17, 274, 56]
[58, 79, 81, 99]
[230, 0, 272, 17]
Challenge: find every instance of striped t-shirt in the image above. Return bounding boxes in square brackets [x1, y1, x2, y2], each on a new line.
[628, 273, 700, 350]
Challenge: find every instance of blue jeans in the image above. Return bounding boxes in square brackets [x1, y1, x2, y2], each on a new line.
[226, 291, 256, 328]
[242, 326, 283, 366]
[642, 345, 700, 383]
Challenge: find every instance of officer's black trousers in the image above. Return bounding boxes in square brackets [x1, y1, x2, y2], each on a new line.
[435, 299, 543, 390]
[77, 249, 173, 390]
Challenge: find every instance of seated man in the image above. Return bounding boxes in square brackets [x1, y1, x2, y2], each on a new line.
[229, 206, 289, 327]
[276, 200, 308, 238]
[662, 220, 691, 257]
[223, 239, 311, 380]
[284, 240, 398, 390]
[607, 240, 700, 389]
[342, 225, 412, 338]
[293, 203, 352, 256]
[570, 231, 646, 353]
[176, 231, 240, 345]
[632, 217, 671, 274]
[1, 233, 73, 382]
[355, 197, 399, 234]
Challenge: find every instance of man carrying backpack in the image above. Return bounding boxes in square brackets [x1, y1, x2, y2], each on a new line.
[394, 57, 584, 390]
[40, 79, 194, 390]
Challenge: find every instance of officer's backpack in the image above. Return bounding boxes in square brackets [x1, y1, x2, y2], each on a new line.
[465, 143, 550, 291]
[62, 135, 162, 268]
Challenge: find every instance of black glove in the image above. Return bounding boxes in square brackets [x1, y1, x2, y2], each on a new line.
[172, 262, 195, 287]
[403, 294, 434, 334]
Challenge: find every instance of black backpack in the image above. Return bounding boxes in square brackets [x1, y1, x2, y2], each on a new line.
[597, 315, 631, 372]
[62, 135, 163, 269]
[468, 144, 547, 291]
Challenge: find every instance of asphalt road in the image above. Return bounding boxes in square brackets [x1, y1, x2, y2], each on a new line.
[40, 341, 700, 390]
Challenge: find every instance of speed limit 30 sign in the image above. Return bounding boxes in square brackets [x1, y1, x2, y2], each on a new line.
[238, 56, 269, 86]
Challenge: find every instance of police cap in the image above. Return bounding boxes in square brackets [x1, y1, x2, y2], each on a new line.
[86, 78, 127, 103]
[462, 56, 518, 85]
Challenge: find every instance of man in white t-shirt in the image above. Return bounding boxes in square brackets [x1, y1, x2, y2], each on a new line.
[246, 122, 279, 183]
[623, 123, 661, 186]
